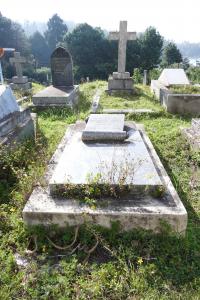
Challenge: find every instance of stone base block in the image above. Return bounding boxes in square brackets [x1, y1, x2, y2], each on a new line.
[12, 76, 28, 84]
[112, 72, 130, 79]
[32, 85, 79, 107]
[107, 76, 133, 94]
[23, 122, 187, 234]
[10, 82, 31, 91]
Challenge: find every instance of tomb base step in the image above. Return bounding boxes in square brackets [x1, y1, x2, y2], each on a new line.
[23, 187, 187, 234]
[32, 85, 79, 107]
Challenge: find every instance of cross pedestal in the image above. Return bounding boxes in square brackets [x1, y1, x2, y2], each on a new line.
[107, 21, 136, 94]
[9, 52, 31, 90]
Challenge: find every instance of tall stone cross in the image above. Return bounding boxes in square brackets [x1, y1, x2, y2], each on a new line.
[10, 52, 26, 78]
[109, 21, 136, 73]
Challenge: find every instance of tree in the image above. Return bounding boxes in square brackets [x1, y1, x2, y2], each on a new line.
[0, 14, 30, 55]
[29, 31, 50, 67]
[45, 14, 68, 51]
[0, 13, 31, 78]
[138, 27, 163, 70]
[162, 42, 182, 66]
[65, 23, 114, 80]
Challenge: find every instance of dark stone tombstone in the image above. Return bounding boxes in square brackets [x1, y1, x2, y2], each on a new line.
[33, 47, 79, 107]
[51, 47, 73, 88]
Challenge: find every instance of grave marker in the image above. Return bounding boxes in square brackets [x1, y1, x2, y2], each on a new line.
[107, 21, 136, 94]
[32, 47, 79, 107]
[9, 51, 31, 90]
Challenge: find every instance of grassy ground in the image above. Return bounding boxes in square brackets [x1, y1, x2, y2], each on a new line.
[99, 84, 162, 112]
[0, 81, 200, 299]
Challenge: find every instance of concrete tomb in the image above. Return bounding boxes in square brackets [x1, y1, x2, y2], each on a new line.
[151, 69, 200, 116]
[182, 118, 200, 150]
[9, 52, 31, 90]
[33, 47, 79, 107]
[0, 85, 34, 144]
[107, 21, 136, 94]
[158, 69, 190, 87]
[23, 114, 187, 233]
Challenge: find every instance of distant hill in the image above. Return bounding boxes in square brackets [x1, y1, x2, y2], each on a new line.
[177, 42, 200, 58]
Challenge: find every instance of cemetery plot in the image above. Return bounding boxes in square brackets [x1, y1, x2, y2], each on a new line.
[151, 68, 200, 116]
[23, 114, 187, 233]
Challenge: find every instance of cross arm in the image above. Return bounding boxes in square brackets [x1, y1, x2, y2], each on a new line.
[127, 32, 137, 40]
[108, 32, 119, 41]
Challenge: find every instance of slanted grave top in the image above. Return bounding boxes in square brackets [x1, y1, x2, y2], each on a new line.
[109, 21, 136, 73]
[0, 85, 19, 120]
[158, 69, 190, 86]
[82, 114, 127, 141]
[10, 52, 26, 78]
[49, 121, 163, 196]
[51, 47, 73, 88]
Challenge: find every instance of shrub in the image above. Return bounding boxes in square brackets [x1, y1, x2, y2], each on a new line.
[169, 84, 200, 94]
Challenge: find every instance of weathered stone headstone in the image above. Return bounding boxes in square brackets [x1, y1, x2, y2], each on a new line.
[24, 114, 187, 233]
[107, 21, 136, 94]
[9, 52, 31, 90]
[51, 47, 73, 87]
[33, 47, 79, 107]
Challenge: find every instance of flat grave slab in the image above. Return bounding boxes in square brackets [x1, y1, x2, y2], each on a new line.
[50, 122, 163, 197]
[82, 114, 127, 141]
[23, 121, 187, 233]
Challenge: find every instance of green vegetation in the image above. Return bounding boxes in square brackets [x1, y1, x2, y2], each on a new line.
[170, 84, 200, 94]
[0, 82, 200, 299]
[100, 84, 162, 112]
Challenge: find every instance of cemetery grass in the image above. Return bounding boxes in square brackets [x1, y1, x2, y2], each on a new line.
[0, 82, 200, 299]
[99, 84, 162, 112]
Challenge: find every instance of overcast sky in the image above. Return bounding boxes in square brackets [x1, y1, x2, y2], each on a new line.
[1, 0, 199, 43]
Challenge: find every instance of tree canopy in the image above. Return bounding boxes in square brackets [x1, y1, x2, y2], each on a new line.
[45, 14, 68, 51]
[0, 13, 30, 55]
[65, 23, 116, 80]
[138, 27, 163, 70]
[162, 42, 183, 66]
[29, 31, 50, 67]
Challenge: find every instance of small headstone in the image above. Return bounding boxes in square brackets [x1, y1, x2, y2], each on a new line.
[32, 47, 79, 107]
[9, 52, 31, 90]
[82, 114, 127, 141]
[51, 47, 73, 87]
[158, 69, 190, 86]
